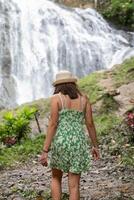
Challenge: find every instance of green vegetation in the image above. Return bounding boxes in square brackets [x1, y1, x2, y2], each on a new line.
[112, 57, 134, 87]
[98, 94, 119, 114]
[0, 134, 44, 169]
[105, 121, 134, 167]
[101, 0, 134, 29]
[78, 71, 104, 103]
[0, 103, 48, 170]
[11, 188, 37, 199]
[41, 192, 69, 200]
[0, 106, 45, 169]
[94, 113, 121, 136]
[24, 98, 50, 118]
[0, 106, 37, 143]
[94, 101, 134, 167]
[9, 188, 69, 200]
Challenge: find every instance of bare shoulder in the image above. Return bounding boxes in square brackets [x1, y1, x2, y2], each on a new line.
[51, 94, 59, 103]
[81, 93, 90, 104]
[52, 93, 60, 99]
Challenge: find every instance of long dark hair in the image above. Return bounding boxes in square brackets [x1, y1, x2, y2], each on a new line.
[53, 82, 82, 99]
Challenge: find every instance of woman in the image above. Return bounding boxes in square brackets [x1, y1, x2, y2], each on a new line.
[39, 70, 100, 200]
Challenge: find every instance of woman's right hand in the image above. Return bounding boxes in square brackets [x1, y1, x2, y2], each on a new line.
[91, 147, 100, 160]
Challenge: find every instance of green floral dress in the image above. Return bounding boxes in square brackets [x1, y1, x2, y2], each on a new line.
[49, 96, 91, 174]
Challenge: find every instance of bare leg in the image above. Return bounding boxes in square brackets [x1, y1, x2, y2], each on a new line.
[68, 172, 81, 200]
[51, 168, 63, 200]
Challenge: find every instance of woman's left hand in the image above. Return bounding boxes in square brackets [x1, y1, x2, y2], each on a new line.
[39, 152, 48, 166]
[92, 147, 100, 160]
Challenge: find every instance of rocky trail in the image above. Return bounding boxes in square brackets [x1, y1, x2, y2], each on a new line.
[0, 156, 134, 200]
[99, 70, 134, 116]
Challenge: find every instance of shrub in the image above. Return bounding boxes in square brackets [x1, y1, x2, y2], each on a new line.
[102, 0, 134, 29]
[0, 106, 37, 145]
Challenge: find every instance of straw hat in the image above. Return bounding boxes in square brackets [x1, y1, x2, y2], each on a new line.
[53, 70, 77, 86]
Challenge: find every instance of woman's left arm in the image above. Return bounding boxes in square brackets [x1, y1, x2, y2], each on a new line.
[43, 95, 59, 152]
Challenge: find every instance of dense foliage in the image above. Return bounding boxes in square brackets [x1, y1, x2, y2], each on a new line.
[102, 0, 134, 29]
[0, 106, 37, 145]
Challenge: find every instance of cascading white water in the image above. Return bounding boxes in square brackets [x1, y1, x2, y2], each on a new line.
[0, 0, 134, 108]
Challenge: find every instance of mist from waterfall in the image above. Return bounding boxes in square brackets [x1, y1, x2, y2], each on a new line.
[0, 0, 134, 107]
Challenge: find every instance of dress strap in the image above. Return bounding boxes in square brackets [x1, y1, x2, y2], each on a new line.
[80, 95, 83, 111]
[62, 95, 67, 109]
[58, 93, 64, 109]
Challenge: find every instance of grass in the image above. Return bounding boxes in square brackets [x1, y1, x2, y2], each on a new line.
[122, 151, 134, 167]
[11, 189, 69, 200]
[41, 192, 69, 200]
[111, 132, 134, 167]
[0, 134, 45, 169]
[97, 114, 134, 167]
[11, 188, 37, 199]
[94, 113, 121, 136]
[98, 93, 119, 114]
[78, 71, 105, 103]
[112, 57, 134, 87]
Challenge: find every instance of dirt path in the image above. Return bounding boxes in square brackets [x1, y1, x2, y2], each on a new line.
[0, 156, 134, 200]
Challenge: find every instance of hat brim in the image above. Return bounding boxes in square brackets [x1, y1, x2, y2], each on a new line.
[53, 78, 77, 86]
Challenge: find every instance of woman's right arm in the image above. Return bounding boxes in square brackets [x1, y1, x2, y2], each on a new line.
[84, 96, 100, 160]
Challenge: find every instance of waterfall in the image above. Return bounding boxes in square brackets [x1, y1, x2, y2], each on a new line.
[0, 0, 134, 108]
[0, 0, 20, 108]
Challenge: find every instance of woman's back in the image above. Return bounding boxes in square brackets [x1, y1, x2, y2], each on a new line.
[57, 92, 86, 113]
[57, 93, 86, 129]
